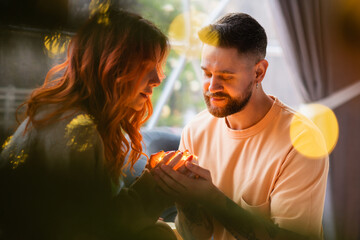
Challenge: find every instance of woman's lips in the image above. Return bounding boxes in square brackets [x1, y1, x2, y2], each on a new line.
[140, 93, 151, 99]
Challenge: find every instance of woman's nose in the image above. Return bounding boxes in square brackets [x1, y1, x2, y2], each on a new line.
[149, 74, 161, 87]
[148, 68, 162, 87]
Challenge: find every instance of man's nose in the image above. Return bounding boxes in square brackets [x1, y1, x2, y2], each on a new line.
[208, 77, 224, 93]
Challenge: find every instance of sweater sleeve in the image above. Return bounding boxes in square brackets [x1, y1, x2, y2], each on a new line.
[268, 112, 329, 238]
[270, 148, 329, 238]
[62, 114, 173, 236]
[109, 169, 174, 235]
[0, 114, 174, 238]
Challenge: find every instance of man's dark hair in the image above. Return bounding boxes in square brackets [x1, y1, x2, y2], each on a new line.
[198, 13, 267, 61]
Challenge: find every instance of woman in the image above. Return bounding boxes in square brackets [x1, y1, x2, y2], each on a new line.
[0, 8, 176, 240]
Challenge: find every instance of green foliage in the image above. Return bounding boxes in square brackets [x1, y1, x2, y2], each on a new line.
[135, 0, 182, 32]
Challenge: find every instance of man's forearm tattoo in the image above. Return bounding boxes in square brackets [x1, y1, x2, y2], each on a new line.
[223, 198, 259, 240]
[180, 204, 213, 235]
[222, 197, 284, 240]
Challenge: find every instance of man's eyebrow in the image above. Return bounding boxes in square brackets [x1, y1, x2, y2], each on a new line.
[201, 66, 235, 75]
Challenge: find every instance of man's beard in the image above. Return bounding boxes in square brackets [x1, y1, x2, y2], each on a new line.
[203, 81, 253, 118]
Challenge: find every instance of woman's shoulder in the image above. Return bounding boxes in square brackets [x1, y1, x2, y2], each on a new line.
[35, 108, 102, 153]
[34, 106, 96, 136]
[61, 111, 101, 152]
[0, 118, 32, 169]
[1, 108, 103, 169]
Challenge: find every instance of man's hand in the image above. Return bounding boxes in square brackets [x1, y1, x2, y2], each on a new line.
[153, 160, 314, 240]
[152, 158, 215, 240]
[153, 161, 217, 204]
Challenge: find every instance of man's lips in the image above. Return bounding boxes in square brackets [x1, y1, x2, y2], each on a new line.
[210, 97, 225, 101]
[204, 91, 230, 99]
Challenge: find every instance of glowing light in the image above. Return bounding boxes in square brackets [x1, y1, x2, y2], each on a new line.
[168, 10, 207, 58]
[169, 58, 179, 68]
[161, 105, 171, 118]
[89, 0, 110, 25]
[173, 150, 198, 170]
[190, 80, 200, 92]
[149, 151, 165, 169]
[149, 150, 198, 169]
[44, 33, 70, 58]
[198, 25, 220, 47]
[9, 150, 28, 169]
[162, 4, 175, 12]
[290, 104, 339, 158]
[65, 114, 97, 152]
[174, 80, 182, 91]
[2, 136, 13, 150]
[2, 136, 28, 169]
[339, 0, 360, 23]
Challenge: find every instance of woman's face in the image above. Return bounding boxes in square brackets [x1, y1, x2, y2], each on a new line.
[127, 61, 163, 111]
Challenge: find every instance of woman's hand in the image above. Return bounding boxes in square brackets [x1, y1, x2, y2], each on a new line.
[145, 150, 177, 171]
[146, 150, 197, 178]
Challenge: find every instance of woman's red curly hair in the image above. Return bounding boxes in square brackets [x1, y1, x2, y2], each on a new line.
[21, 8, 169, 182]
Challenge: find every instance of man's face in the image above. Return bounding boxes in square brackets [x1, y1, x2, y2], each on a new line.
[201, 44, 256, 118]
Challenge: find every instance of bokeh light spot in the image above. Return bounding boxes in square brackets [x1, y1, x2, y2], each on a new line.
[162, 4, 175, 13]
[198, 25, 220, 47]
[2, 136, 13, 150]
[44, 33, 70, 58]
[89, 0, 110, 25]
[290, 104, 339, 158]
[161, 105, 171, 118]
[65, 114, 97, 152]
[9, 150, 28, 169]
[190, 80, 200, 92]
[168, 10, 207, 58]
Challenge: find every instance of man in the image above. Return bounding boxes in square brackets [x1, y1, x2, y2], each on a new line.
[153, 13, 328, 240]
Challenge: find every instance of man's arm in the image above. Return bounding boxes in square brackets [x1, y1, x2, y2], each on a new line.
[201, 184, 315, 240]
[154, 162, 318, 240]
[175, 202, 213, 240]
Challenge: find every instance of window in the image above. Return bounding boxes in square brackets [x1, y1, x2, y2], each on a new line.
[136, 0, 303, 129]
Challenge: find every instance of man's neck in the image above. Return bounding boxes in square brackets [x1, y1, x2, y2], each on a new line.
[225, 93, 274, 130]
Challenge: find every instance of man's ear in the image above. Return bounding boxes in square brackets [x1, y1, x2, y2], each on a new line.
[255, 59, 268, 82]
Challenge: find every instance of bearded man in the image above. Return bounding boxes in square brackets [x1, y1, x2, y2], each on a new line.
[153, 12, 328, 240]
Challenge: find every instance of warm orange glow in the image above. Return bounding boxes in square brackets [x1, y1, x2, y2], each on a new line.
[173, 150, 198, 170]
[149, 150, 198, 169]
[149, 150, 166, 168]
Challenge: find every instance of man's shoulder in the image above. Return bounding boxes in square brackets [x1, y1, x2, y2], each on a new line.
[273, 97, 297, 120]
[273, 98, 328, 159]
[274, 99, 323, 137]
